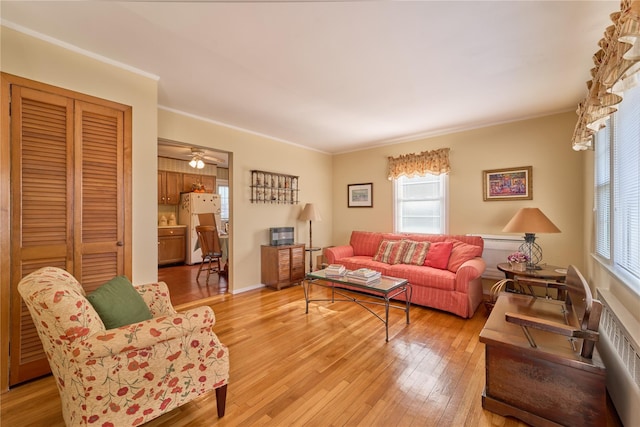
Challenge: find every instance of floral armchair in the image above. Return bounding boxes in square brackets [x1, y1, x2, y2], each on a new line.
[18, 267, 229, 427]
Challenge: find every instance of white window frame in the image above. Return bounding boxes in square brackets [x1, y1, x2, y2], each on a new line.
[593, 83, 640, 293]
[393, 173, 449, 235]
[216, 179, 229, 221]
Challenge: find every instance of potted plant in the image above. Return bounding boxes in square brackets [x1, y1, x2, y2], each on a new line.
[507, 251, 529, 271]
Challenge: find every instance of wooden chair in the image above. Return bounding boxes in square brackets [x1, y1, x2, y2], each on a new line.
[196, 225, 223, 283]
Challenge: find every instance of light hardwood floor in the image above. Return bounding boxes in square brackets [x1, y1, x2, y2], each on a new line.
[158, 263, 228, 307]
[1, 283, 622, 426]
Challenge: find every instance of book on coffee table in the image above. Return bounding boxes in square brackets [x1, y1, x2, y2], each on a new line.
[325, 264, 346, 277]
[346, 268, 381, 284]
[348, 268, 380, 278]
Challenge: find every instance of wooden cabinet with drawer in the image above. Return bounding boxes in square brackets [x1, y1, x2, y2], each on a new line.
[158, 226, 186, 265]
[261, 244, 305, 290]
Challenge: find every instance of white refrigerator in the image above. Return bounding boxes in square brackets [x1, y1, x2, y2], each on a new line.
[178, 192, 222, 265]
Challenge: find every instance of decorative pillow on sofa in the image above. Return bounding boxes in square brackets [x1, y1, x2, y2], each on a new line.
[447, 240, 483, 272]
[86, 276, 153, 330]
[401, 240, 431, 265]
[424, 241, 453, 269]
[373, 240, 408, 265]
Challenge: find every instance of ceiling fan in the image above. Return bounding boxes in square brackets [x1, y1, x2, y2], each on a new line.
[188, 148, 225, 168]
[157, 139, 226, 167]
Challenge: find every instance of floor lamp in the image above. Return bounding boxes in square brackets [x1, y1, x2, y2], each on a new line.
[299, 203, 322, 272]
[502, 207, 561, 269]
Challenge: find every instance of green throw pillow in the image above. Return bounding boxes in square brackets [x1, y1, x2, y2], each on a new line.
[87, 276, 153, 330]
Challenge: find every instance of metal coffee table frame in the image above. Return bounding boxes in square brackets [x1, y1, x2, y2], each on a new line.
[303, 269, 412, 341]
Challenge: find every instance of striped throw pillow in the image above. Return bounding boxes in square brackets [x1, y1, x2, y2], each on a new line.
[373, 240, 408, 265]
[401, 240, 431, 265]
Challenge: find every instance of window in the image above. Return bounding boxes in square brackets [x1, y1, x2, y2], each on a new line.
[217, 180, 229, 221]
[393, 174, 448, 234]
[594, 83, 640, 291]
[594, 120, 611, 259]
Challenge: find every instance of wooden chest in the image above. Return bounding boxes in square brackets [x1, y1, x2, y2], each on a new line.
[480, 291, 606, 427]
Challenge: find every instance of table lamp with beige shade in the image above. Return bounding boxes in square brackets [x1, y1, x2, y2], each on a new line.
[502, 207, 561, 270]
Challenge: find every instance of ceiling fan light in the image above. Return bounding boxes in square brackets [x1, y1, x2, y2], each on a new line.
[196, 159, 205, 169]
[189, 158, 198, 168]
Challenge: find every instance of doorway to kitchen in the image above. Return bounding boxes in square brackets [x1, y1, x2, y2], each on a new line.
[157, 139, 232, 307]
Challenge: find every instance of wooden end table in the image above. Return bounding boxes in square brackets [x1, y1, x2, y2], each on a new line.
[497, 263, 567, 299]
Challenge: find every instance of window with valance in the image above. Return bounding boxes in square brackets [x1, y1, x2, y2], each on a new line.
[388, 148, 450, 234]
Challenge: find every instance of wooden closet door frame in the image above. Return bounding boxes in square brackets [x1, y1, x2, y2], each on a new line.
[1, 74, 12, 392]
[0, 72, 132, 391]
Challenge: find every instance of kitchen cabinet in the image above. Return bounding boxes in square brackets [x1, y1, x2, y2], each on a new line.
[183, 173, 215, 193]
[158, 226, 186, 265]
[261, 244, 305, 290]
[158, 171, 181, 205]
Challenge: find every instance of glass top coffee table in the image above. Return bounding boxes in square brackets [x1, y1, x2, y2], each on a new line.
[303, 269, 412, 341]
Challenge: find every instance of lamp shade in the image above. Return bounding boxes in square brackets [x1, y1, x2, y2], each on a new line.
[298, 203, 322, 222]
[502, 208, 560, 234]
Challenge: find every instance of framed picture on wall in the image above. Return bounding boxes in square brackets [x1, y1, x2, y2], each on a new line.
[348, 183, 373, 207]
[483, 166, 532, 201]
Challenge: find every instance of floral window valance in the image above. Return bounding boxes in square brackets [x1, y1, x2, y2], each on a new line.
[387, 148, 450, 180]
[572, 0, 640, 150]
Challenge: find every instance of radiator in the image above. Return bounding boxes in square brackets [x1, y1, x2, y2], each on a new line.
[471, 234, 523, 280]
[597, 288, 640, 426]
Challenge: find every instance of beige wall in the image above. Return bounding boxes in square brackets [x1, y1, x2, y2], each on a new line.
[1, 26, 160, 285]
[332, 112, 585, 271]
[4, 22, 636, 315]
[157, 109, 333, 291]
[1, 26, 334, 293]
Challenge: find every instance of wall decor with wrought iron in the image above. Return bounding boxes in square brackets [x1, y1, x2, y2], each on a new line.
[250, 170, 299, 204]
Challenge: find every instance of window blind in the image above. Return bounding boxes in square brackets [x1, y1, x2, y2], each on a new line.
[595, 122, 611, 259]
[613, 84, 640, 281]
[394, 174, 448, 234]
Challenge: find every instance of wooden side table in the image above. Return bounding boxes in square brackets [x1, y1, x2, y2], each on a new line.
[497, 263, 566, 280]
[497, 263, 567, 298]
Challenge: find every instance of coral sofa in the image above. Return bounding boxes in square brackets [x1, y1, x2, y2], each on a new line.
[324, 231, 486, 318]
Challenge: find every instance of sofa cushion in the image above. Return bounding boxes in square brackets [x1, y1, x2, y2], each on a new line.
[401, 240, 431, 265]
[387, 264, 456, 290]
[87, 276, 153, 330]
[447, 240, 484, 272]
[424, 241, 454, 269]
[373, 240, 408, 264]
[350, 231, 384, 256]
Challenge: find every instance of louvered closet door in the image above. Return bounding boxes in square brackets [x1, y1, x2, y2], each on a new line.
[74, 101, 125, 293]
[9, 86, 74, 385]
[8, 81, 131, 386]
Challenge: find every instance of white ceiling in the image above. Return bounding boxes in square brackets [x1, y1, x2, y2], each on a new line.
[1, 1, 616, 154]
